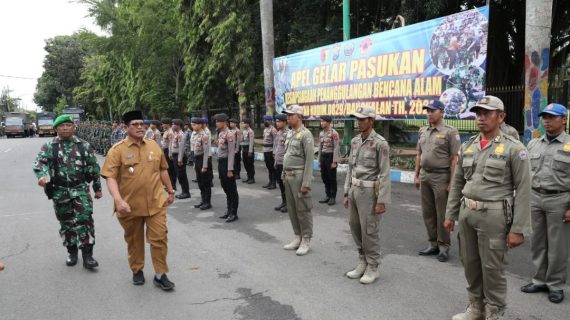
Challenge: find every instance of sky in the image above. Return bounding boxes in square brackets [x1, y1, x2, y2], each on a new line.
[0, 0, 103, 111]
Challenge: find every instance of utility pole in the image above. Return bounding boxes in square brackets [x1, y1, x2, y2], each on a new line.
[260, 0, 275, 115]
[342, 0, 353, 146]
[523, 0, 554, 143]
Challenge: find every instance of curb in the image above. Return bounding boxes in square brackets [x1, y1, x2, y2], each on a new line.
[211, 147, 414, 184]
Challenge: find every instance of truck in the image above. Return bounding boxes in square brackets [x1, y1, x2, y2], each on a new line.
[36, 112, 56, 137]
[5, 112, 33, 138]
[62, 108, 84, 123]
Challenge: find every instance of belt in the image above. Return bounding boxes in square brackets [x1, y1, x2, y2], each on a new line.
[463, 197, 504, 210]
[532, 188, 569, 195]
[263, 144, 273, 147]
[423, 167, 450, 174]
[284, 169, 303, 176]
[54, 180, 85, 188]
[351, 177, 375, 188]
[320, 152, 333, 156]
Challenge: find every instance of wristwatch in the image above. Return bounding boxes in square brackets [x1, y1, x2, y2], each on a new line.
[165, 189, 175, 195]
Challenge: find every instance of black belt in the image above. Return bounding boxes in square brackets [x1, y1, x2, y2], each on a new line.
[54, 180, 85, 188]
[423, 167, 450, 174]
[263, 144, 273, 147]
[532, 188, 569, 195]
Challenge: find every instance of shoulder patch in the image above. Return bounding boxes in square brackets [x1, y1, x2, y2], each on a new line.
[563, 142, 570, 152]
[518, 149, 528, 160]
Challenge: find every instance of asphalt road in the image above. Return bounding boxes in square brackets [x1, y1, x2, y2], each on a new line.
[0, 137, 567, 320]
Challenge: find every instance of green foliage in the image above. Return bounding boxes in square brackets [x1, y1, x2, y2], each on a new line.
[1, 87, 19, 113]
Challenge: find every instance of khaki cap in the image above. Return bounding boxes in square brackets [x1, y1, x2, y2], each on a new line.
[472, 95, 504, 112]
[282, 104, 304, 116]
[350, 106, 376, 119]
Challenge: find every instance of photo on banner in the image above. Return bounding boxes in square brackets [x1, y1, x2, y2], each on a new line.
[273, 6, 489, 120]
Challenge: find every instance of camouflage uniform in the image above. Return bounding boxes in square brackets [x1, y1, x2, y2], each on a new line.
[33, 136, 102, 248]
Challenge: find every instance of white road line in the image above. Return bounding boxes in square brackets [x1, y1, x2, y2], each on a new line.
[3, 148, 12, 153]
[1, 212, 44, 218]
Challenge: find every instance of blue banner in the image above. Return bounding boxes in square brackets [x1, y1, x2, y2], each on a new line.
[273, 6, 489, 120]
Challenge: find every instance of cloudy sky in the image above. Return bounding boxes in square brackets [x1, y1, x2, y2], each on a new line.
[0, 0, 103, 111]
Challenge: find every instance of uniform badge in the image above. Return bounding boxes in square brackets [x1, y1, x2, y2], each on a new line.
[436, 134, 446, 139]
[463, 146, 474, 155]
[495, 144, 505, 155]
[455, 134, 460, 141]
[564, 142, 570, 152]
[296, 133, 301, 139]
[518, 149, 528, 160]
[494, 136, 501, 143]
[126, 153, 134, 159]
[128, 166, 135, 174]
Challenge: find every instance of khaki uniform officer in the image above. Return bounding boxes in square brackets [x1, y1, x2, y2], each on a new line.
[282, 105, 315, 256]
[444, 96, 531, 320]
[343, 106, 391, 285]
[521, 103, 570, 304]
[101, 110, 176, 291]
[415, 100, 460, 262]
[499, 122, 519, 141]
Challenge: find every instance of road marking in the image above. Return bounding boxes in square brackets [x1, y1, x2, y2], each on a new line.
[3, 148, 12, 153]
[1, 212, 43, 218]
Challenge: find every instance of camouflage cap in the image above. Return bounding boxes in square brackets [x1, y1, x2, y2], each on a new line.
[472, 95, 504, 112]
[350, 106, 376, 119]
[282, 104, 304, 116]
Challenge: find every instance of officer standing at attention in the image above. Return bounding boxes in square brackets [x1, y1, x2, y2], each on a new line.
[318, 115, 340, 206]
[262, 115, 277, 190]
[414, 100, 460, 262]
[343, 106, 391, 284]
[169, 119, 190, 199]
[521, 103, 569, 304]
[282, 105, 314, 256]
[33, 114, 102, 269]
[240, 118, 256, 184]
[101, 110, 176, 291]
[161, 118, 177, 191]
[273, 113, 290, 213]
[190, 117, 213, 210]
[214, 113, 239, 223]
[444, 96, 531, 320]
[499, 119, 519, 141]
[230, 118, 242, 180]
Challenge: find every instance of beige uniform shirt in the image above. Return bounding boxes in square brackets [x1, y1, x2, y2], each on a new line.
[169, 130, 186, 162]
[445, 133, 531, 234]
[101, 137, 169, 217]
[241, 128, 255, 153]
[233, 128, 242, 154]
[274, 128, 290, 165]
[500, 123, 519, 141]
[193, 130, 211, 168]
[319, 128, 341, 163]
[527, 132, 570, 192]
[417, 123, 461, 170]
[283, 125, 314, 188]
[343, 131, 391, 204]
[263, 126, 277, 152]
[216, 127, 236, 169]
[161, 128, 172, 150]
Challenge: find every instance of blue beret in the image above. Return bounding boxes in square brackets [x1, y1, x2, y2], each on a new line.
[263, 115, 274, 121]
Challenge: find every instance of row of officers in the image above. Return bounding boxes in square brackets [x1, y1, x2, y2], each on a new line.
[34, 97, 568, 320]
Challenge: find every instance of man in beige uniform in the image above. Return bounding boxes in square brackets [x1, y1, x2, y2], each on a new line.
[318, 115, 341, 206]
[101, 110, 176, 291]
[499, 122, 519, 141]
[444, 96, 531, 320]
[343, 106, 391, 284]
[282, 105, 314, 256]
[521, 103, 569, 304]
[415, 100, 460, 262]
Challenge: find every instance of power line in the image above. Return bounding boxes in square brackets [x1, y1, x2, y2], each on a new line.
[0, 74, 37, 80]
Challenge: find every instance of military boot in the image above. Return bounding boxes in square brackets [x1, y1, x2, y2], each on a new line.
[451, 300, 485, 320]
[81, 244, 99, 269]
[267, 179, 277, 190]
[194, 199, 205, 209]
[66, 245, 78, 266]
[484, 304, 504, 320]
[295, 237, 311, 256]
[346, 258, 367, 279]
[359, 264, 379, 284]
[283, 236, 301, 250]
[225, 209, 239, 223]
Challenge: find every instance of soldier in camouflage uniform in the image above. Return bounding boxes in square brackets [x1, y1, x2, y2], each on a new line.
[33, 115, 102, 269]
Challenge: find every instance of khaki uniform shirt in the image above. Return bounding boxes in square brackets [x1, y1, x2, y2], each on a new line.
[152, 129, 161, 145]
[193, 130, 211, 168]
[101, 137, 169, 217]
[233, 128, 242, 154]
[263, 126, 277, 152]
[319, 128, 341, 163]
[161, 128, 172, 150]
[169, 130, 186, 162]
[283, 125, 314, 188]
[527, 132, 570, 192]
[445, 132, 531, 234]
[216, 127, 236, 169]
[417, 123, 460, 170]
[500, 123, 519, 141]
[343, 131, 391, 204]
[274, 128, 290, 165]
[241, 128, 255, 153]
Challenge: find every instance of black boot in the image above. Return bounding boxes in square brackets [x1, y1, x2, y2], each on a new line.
[81, 244, 99, 269]
[176, 192, 191, 199]
[319, 197, 330, 203]
[274, 202, 286, 211]
[262, 181, 271, 188]
[327, 197, 336, 206]
[219, 210, 230, 219]
[194, 198, 204, 208]
[201, 189, 212, 210]
[242, 178, 250, 183]
[66, 245, 78, 266]
[226, 209, 238, 223]
[247, 178, 255, 184]
[267, 179, 277, 190]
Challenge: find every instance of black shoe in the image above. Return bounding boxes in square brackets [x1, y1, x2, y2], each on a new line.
[437, 251, 449, 262]
[194, 201, 204, 208]
[247, 179, 255, 184]
[418, 246, 440, 256]
[219, 212, 229, 219]
[262, 182, 271, 188]
[327, 198, 336, 206]
[319, 198, 330, 204]
[280, 206, 288, 213]
[176, 192, 191, 199]
[225, 215, 239, 223]
[274, 203, 286, 211]
[548, 290, 564, 303]
[82, 255, 99, 269]
[521, 283, 549, 293]
[267, 182, 277, 190]
[66, 252, 78, 266]
[153, 274, 175, 291]
[133, 270, 145, 285]
[192, 179, 198, 183]
[200, 203, 212, 210]
[242, 178, 250, 183]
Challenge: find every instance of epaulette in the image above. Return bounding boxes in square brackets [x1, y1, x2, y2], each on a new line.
[462, 134, 478, 148]
[109, 140, 125, 150]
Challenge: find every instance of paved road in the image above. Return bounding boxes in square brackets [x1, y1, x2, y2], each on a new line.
[0, 137, 567, 320]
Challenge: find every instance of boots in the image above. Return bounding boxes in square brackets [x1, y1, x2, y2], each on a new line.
[225, 209, 238, 223]
[359, 264, 379, 284]
[66, 245, 78, 266]
[327, 197, 336, 206]
[219, 211, 230, 219]
[451, 300, 485, 320]
[296, 237, 311, 256]
[283, 236, 301, 250]
[484, 304, 504, 320]
[319, 197, 330, 204]
[194, 198, 204, 209]
[81, 244, 99, 269]
[275, 193, 286, 211]
[262, 180, 271, 188]
[200, 189, 212, 210]
[267, 179, 277, 190]
[346, 258, 367, 279]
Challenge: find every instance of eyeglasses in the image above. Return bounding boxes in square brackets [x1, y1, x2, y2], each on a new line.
[129, 121, 144, 127]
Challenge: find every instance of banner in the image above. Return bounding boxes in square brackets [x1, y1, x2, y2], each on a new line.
[273, 6, 489, 120]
